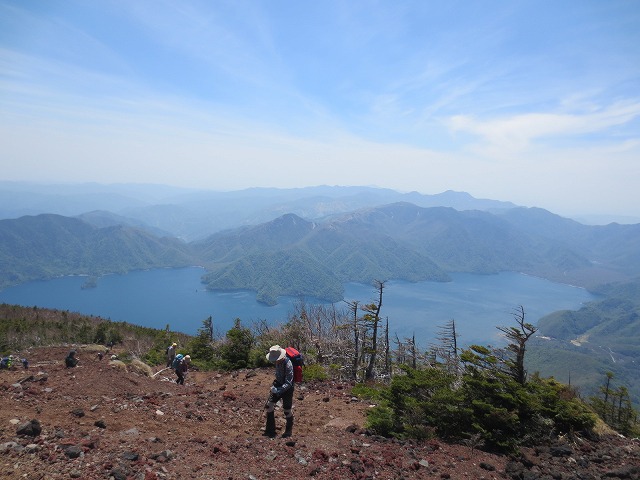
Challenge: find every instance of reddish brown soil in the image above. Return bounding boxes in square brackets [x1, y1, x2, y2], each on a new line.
[1, 346, 638, 480]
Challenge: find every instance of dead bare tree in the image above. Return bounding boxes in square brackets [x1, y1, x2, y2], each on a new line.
[430, 319, 460, 375]
[384, 317, 391, 377]
[344, 300, 360, 380]
[364, 279, 385, 381]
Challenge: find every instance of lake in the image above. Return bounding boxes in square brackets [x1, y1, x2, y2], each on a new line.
[0, 267, 596, 347]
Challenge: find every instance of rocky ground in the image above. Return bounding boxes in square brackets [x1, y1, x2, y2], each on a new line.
[1, 345, 639, 480]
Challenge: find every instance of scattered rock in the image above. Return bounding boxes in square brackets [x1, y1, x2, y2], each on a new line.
[603, 465, 640, 478]
[550, 445, 573, 457]
[0, 442, 20, 454]
[63, 445, 83, 458]
[150, 450, 174, 462]
[24, 444, 39, 453]
[16, 419, 42, 437]
[349, 458, 364, 474]
[122, 451, 139, 461]
[479, 461, 495, 471]
[2, 347, 638, 480]
[222, 391, 237, 401]
[110, 467, 128, 480]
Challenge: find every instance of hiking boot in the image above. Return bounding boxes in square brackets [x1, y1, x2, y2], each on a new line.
[282, 416, 293, 438]
[263, 411, 276, 438]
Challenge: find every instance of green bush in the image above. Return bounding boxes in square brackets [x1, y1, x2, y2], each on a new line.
[249, 347, 271, 368]
[366, 405, 394, 437]
[526, 376, 596, 436]
[366, 361, 599, 453]
[352, 382, 385, 401]
[218, 319, 253, 369]
[302, 363, 328, 382]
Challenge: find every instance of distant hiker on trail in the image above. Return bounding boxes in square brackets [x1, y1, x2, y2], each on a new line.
[97, 352, 103, 361]
[0, 356, 11, 369]
[263, 345, 294, 438]
[174, 354, 190, 385]
[166, 342, 177, 367]
[65, 350, 79, 368]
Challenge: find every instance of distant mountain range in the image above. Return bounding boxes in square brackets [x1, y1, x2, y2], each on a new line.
[0, 182, 519, 241]
[1, 182, 639, 406]
[1, 182, 639, 298]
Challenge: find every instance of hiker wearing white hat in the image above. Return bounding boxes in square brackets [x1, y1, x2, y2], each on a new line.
[263, 345, 295, 438]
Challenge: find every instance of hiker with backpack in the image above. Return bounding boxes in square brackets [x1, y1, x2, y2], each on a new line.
[0, 356, 12, 369]
[174, 353, 190, 385]
[263, 345, 295, 438]
[166, 342, 177, 367]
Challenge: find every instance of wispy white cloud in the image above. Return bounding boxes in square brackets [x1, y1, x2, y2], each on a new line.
[447, 101, 640, 153]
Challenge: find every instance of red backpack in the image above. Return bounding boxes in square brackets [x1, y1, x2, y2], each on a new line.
[285, 347, 304, 383]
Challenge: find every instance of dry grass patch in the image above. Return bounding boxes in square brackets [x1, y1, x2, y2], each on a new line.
[129, 358, 153, 377]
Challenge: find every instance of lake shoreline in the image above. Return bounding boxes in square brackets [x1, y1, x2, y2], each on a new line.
[0, 268, 597, 346]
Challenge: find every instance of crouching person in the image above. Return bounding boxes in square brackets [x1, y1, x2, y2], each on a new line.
[263, 345, 294, 438]
[65, 350, 79, 368]
[175, 354, 190, 385]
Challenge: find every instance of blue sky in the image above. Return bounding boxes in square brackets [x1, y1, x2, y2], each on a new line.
[1, 1, 639, 219]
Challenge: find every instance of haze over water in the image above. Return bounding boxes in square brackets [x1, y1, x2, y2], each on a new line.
[0, 267, 596, 347]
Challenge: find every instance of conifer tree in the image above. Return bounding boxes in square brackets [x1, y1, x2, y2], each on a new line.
[496, 305, 536, 385]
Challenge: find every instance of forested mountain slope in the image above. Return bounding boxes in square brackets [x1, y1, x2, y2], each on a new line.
[195, 202, 637, 303]
[2, 202, 639, 304]
[194, 212, 449, 305]
[498, 207, 640, 278]
[0, 214, 195, 288]
[528, 277, 640, 406]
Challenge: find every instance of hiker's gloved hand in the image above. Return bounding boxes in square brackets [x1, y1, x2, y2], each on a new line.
[270, 386, 278, 394]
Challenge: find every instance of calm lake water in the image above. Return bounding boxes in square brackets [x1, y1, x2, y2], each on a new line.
[0, 267, 596, 347]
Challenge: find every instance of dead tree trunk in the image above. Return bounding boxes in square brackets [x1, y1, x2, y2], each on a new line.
[364, 280, 385, 381]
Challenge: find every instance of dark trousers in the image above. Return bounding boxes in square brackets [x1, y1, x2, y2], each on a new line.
[176, 369, 185, 385]
[268, 385, 294, 413]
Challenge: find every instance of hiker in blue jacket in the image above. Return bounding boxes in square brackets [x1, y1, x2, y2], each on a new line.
[263, 345, 294, 438]
[175, 354, 190, 385]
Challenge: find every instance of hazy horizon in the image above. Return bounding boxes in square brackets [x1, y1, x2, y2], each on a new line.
[1, 1, 639, 219]
[1, 180, 639, 226]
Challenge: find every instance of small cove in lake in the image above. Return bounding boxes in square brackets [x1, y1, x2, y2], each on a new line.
[0, 267, 597, 347]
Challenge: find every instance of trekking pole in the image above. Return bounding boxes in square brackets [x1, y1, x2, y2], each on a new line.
[152, 367, 171, 378]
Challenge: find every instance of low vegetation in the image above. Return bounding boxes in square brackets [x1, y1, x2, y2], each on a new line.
[2, 290, 638, 453]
